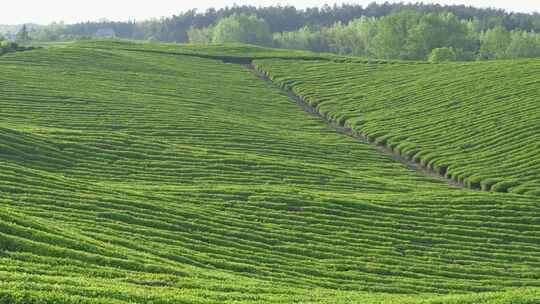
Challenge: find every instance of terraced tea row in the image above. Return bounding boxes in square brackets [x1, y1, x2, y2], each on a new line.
[74, 39, 336, 63]
[253, 59, 540, 196]
[0, 42, 539, 303]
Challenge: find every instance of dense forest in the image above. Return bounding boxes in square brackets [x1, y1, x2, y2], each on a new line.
[5, 3, 540, 60]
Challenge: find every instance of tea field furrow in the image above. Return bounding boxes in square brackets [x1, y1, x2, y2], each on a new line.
[253, 59, 540, 195]
[0, 42, 539, 302]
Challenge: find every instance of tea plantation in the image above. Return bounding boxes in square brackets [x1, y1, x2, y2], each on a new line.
[253, 59, 540, 196]
[0, 41, 539, 303]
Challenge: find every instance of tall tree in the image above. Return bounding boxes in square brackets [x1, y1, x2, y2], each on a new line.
[212, 14, 272, 46]
[506, 30, 540, 58]
[479, 25, 511, 59]
[273, 26, 322, 51]
[370, 11, 421, 59]
[16, 25, 30, 43]
[405, 12, 473, 60]
[187, 26, 213, 44]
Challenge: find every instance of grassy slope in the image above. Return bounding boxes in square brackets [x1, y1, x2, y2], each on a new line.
[72, 39, 339, 62]
[0, 42, 539, 303]
[254, 59, 540, 196]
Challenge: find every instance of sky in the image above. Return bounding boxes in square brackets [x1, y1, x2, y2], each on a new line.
[2, 0, 539, 25]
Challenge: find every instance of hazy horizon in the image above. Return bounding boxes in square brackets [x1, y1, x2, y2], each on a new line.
[1, 0, 538, 25]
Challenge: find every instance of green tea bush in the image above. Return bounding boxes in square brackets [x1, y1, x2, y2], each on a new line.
[254, 58, 540, 195]
[0, 40, 539, 303]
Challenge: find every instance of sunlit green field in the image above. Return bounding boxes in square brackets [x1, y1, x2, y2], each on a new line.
[0, 41, 539, 303]
[254, 58, 540, 196]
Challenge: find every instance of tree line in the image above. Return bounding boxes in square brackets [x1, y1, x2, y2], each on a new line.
[18, 3, 540, 41]
[188, 11, 540, 61]
[0, 26, 34, 55]
[8, 3, 540, 61]
[275, 12, 540, 61]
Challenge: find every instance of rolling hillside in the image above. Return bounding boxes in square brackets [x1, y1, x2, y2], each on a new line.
[0, 41, 539, 303]
[254, 59, 540, 196]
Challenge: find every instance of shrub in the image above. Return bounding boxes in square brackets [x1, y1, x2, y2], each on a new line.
[480, 178, 502, 191]
[491, 180, 521, 193]
[428, 47, 457, 62]
[465, 175, 482, 189]
[0, 41, 18, 55]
